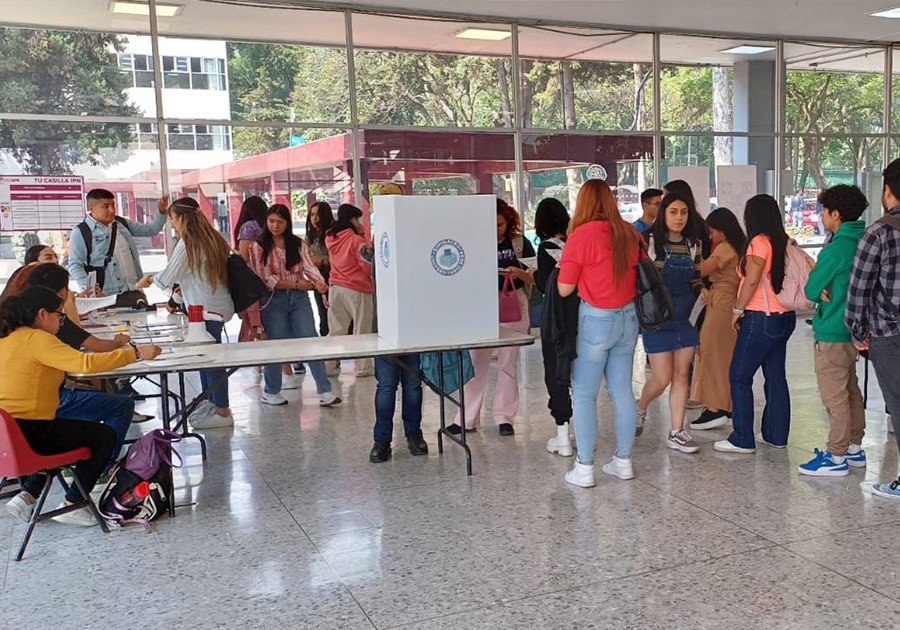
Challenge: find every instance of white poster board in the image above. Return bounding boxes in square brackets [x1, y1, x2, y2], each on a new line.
[0, 175, 85, 231]
[374, 195, 498, 347]
[666, 167, 711, 217]
[716, 165, 758, 226]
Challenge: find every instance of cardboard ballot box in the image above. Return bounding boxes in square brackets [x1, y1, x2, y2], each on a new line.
[374, 194, 499, 347]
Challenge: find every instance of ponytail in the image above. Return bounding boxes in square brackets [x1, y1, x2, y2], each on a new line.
[0, 286, 63, 338]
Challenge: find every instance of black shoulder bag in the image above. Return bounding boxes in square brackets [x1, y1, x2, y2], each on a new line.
[634, 238, 672, 332]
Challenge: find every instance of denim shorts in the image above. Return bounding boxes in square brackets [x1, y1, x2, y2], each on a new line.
[642, 320, 699, 354]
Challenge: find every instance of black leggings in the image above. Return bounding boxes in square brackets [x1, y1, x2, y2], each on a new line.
[541, 337, 572, 426]
[17, 418, 116, 504]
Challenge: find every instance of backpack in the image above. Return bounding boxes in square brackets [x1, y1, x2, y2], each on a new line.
[227, 252, 270, 313]
[77, 216, 130, 290]
[764, 242, 816, 314]
[98, 429, 182, 529]
[635, 239, 673, 331]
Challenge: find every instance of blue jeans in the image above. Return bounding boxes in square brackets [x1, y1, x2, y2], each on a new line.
[373, 355, 423, 443]
[200, 320, 229, 409]
[57, 387, 134, 471]
[571, 301, 640, 465]
[261, 290, 332, 395]
[727, 310, 796, 449]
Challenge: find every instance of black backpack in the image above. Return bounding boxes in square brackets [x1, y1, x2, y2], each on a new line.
[77, 216, 130, 289]
[634, 240, 673, 331]
[227, 252, 270, 313]
[98, 429, 182, 529]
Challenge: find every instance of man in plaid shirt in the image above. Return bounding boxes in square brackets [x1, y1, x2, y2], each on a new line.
[845, 157, 900, 500]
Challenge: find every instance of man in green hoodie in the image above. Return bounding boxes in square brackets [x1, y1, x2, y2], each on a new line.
[799, 184, 869, 477]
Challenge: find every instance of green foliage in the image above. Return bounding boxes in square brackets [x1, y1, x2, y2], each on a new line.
[0, 28, 137, 173]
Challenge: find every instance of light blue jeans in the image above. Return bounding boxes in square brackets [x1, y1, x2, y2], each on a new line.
[571, 301, 640, 465]
[261, 290, 332, 396]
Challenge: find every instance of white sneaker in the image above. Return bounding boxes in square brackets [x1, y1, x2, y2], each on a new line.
[190, 409, 234, 429]
[755, 433, 786, 449]
[601, 455, 634, 480]
[52, 504, 99, 527]
[260, 392, 288, 406]
[187, 400, 215, 426]
[5, 491, 35, 523]
[714, 439, 755, 454]
[319, 392, 342, 407]
[131, 411, 154, 423]
[546, 434, 574, 457]
[281, 374, 300, 390]
[565, 461, 596, 488]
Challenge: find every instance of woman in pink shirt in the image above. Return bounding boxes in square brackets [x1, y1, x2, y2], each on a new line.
[325, 204, 375, 376]
[249, 204, 340, 408]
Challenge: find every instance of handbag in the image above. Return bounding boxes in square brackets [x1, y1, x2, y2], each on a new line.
[227, 252, 270, 313]
[499, 273, 522, 323]
[634, 240, 672, 331]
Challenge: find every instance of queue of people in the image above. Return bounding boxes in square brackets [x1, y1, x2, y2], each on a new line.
[541, 172, 899, 501]
[3, 163, 899, 533]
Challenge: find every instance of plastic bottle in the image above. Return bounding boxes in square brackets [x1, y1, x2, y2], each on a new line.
[118, 481, 151, 508]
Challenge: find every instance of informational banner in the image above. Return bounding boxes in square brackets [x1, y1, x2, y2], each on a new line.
[716, 165, 758, 226]
[666, 166, 711, 217]
[0, 175, 85, 231]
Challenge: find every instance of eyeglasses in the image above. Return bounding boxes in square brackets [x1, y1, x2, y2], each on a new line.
[52, 310, 67, 322]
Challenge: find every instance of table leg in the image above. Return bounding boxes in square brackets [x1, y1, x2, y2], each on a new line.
[159, 373, 177, 518]
[178, 372, 208, 462]
[457, 351, 472, 476]
[437, 351, 445, 454]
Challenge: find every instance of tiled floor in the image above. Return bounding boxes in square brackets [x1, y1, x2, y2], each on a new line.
[2, 324, 899, 629]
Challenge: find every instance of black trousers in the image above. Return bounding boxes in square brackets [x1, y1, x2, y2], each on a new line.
[541, 338, 572, 426]
[17, 419, 116, 503]
[314, 267, 330, 337]
[869, 336, 900, 458]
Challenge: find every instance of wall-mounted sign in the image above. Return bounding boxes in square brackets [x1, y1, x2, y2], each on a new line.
[0, 175, 85, 231]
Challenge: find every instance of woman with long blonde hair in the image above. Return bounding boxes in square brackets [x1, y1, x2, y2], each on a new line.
[137, 197, 235, 429]
[557, 179, 642, 487]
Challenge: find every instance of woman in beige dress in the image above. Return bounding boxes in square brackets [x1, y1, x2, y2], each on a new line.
[690, 207, 746, 429]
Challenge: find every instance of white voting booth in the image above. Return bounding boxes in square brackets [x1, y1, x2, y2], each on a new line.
[374, 195, 498, 347]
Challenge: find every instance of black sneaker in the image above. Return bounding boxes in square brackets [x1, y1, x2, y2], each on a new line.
[498, 423, 515, 436]
[369, 441, 392, 463]
[690, 409, 731, 431]
[407, 433, 429, 456]
[117, 380, 146, 401]
[445, 424, 475, 435]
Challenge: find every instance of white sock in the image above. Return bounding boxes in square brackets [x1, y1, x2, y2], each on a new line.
[847, 444, 861, 455]
[831, 454, 846, 464]
[557, 423, 569, 440]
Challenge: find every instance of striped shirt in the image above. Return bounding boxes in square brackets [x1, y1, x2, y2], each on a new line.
[249, 240, 324, 291]
[845, 207, 900, 342]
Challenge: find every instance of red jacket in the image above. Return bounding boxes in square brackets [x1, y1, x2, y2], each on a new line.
[325, 229, 374, 294]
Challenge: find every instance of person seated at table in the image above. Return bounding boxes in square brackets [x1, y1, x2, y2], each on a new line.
[137, 197, 236, 429]
[6, 263, 140, 470]
[1, 286, 160, 526]
[24, 244, 60, 265]
[248, 203, 340, 408]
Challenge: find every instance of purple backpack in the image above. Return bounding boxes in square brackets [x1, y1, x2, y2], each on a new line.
[124, 429, 183, 479]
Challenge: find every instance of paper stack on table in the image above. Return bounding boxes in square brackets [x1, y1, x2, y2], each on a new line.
[75, 294, 117, 315]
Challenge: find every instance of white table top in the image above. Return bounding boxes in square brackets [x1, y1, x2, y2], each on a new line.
[76, 329, 536, 378]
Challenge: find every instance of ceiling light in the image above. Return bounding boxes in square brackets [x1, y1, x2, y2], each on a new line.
[871, 6, 900, 18]
[110, 1, 183, 17]
[455, 28, 511, 41]
[720, 45, 775, 55]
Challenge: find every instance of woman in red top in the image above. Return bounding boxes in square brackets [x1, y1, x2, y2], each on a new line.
[557, 179, 642, 488]
[325, 204, 375, 376]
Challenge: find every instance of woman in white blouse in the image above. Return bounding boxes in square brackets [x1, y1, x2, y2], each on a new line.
[137, 197, 235, 429]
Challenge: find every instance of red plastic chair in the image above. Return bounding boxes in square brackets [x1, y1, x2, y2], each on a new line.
[0, 409, 109, 561]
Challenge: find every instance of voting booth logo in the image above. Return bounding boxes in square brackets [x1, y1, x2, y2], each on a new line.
[431, 238, 465, 276]
[379, 232, 390, 268]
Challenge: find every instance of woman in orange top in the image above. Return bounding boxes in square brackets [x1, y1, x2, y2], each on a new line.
[715, 195, 796, 454]
[0, 286, 160, 526]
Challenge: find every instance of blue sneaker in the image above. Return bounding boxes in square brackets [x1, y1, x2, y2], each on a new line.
[872, 478, 900, 500]
[844, 446, 866, 468]
[798, 448, 849, 477]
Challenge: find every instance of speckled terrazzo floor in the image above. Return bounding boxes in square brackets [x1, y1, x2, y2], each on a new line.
[1, 324, 899, 629]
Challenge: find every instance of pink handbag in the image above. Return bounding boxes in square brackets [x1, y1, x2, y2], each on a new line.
[498, 273, 522, 323]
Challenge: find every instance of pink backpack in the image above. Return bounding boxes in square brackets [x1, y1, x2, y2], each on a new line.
[763, 242, 815, 314]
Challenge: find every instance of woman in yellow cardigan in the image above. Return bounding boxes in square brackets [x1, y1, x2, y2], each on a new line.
[1, 286, 161, 526]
